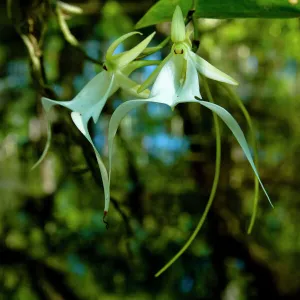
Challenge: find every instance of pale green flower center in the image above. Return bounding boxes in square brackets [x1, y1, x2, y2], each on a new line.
[103, 59, 116, 72]
[172, 42, 190, 56]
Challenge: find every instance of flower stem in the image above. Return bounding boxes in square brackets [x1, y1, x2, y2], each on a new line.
[219, 83, 259, 234]
[155, 77, 221, 277]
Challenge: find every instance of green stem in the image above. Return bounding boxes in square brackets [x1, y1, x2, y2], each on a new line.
[219, 83, 259, 234]
[155, 77, 221, 277]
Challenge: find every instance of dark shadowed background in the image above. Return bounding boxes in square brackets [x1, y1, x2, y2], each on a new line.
[1, 0, 300, 299]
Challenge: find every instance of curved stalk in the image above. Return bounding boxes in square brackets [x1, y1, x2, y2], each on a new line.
[155, 77, 221, 277]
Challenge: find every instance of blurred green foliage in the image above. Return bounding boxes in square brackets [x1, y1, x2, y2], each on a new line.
[136, 0, 300, 28]
[1, 0, 300, 299]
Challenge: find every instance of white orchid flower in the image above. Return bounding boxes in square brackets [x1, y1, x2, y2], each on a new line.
[107, 6, 272, 207]
[36, 31, 156, 215]
[137, 6, 238, 97]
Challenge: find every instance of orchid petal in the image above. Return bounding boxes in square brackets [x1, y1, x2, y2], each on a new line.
[149, 54, 200, 107]
[42, 71, 114, 123]
[171, 6, 185, 43]
[113, 32, 156, 68]
[36, 71, 112, 171]
[137, 52, 173, 94]
[88, 74, 115, 122]
[40, 72, 114, 213]
[177, 55, 201, 101]
[195, 98, 272, 207]
[189, 51, 238, 85]
[149, 55, 177, 103]
[106, 32, 142, 59]
[71, 112, 110, 212]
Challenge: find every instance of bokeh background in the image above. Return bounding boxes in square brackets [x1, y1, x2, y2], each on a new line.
[1, 0, 300, 299]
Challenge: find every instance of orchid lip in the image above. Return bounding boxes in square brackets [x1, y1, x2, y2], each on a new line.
[172, 42, 190, 56]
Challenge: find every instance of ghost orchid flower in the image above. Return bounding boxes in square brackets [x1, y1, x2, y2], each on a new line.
[107, 6, 272, 209]
[138, 6, 238, 96]
[36, 31, 156, 214]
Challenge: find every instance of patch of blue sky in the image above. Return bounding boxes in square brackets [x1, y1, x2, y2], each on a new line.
[3, 60, 30, 89]
[147, 102, 172, 119]
[143, 131, 189, 165]
[0, 76, 25, 91]
[7, 60, 29, 80]
[141, 50, 162, 81]
[93, 122, 106, 154]
[84, 40, 101, 60]
[109, 38, 125, 55]
[83, 61, 97, 81]
[83, 40, 102, 80]
[73, 74, 86, 93]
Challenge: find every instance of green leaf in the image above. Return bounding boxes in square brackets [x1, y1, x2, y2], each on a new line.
[136, 0, 300, 29]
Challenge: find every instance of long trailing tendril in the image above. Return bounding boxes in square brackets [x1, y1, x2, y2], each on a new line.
[155, 76, 221, 277]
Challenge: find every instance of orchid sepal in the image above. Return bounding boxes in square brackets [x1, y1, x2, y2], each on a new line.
[105, 31, 156, 71]
[171, 6, 186, 43]
[106, 32, 142, 60]
[189, 51, 239, 86]
[137, 52, 173, 93]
